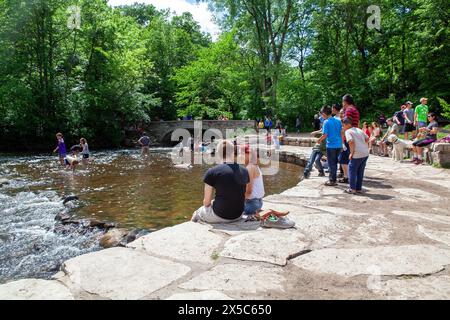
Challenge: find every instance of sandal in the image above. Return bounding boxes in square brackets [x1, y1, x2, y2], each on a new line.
[338, 178, 349, 183]
[259, 210, 289, 221]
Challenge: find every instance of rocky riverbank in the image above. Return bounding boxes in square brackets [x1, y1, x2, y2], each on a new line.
[1, 145, 450, 299]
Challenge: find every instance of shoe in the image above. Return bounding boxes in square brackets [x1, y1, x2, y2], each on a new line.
[338, 177, 349, 184]
[337, 173, 344, 179]
[324, 181, 338, 186]
[414, 159, 423, 165]
[344, 188, 357, 194]
[318, 172, 325, 177]
[260, 215, 295, 229]
[410, 157, 418, 163]
[303, 172, 310, 179]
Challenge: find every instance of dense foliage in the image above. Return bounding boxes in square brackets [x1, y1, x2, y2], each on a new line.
[0, 0, 449, 150]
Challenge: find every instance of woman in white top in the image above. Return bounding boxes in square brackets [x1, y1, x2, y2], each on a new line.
[243, 146, 265, 218]
[243, 145, 289, 221]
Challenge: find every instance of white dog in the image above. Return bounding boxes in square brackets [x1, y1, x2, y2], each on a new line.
[387, 134, 412, 161]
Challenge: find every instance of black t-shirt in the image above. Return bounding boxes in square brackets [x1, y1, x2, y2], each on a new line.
[394, 111, 405, 125]
[203, 163, 250, 220]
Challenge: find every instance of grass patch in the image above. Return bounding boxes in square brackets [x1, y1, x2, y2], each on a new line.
[211, 251, 219, 261]
[433, 162, 450, 169]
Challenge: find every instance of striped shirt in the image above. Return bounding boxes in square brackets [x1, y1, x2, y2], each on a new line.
[345, 105, 360, 128]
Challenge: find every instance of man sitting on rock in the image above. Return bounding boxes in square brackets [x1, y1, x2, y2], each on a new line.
[191, 140, 249, 223]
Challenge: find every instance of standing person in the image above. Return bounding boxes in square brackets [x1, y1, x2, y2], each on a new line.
[414, 97, 429, 130]
[378, 113, 387, 128]
[411, 113, 439, 165]
[273, 126, 282, 150]
[403, 101, 416, 140]
[332, 104, 342, 120]
[268, 117, 273, 131]
[342, 118, 370, 194]
[317, 106, 342, 186]
[295, 116, 302, 133]
[258, 119, 265, 130]
[338, 125, 350, 184]
[264, 116, 270, 130]
[53, 133, 67, 166]
[393, 105, 406, 136]
[80, 138, 89, 165]
[191, 140, 249, 223]
[138, 132, 150, 157]
[313, 114, 321, 131]
[342, 94, 360, 128]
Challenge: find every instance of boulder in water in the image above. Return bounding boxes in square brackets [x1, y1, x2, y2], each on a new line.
[55, 212, 71, 222]
[0, 232, 13, 243]
[0, 178, 9, 187]
[99, 228, 129, 248]
[63, 195, 79, 205]
[89, 220, 116, 229]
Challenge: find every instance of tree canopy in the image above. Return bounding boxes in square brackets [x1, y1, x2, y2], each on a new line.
[0, 0, 448, 150]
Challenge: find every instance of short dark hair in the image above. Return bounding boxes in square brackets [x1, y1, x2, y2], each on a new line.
[343, 117, 353, 125]
[332, 104, 342, 112]
[320, 105, 332, 116]
[386, 118, 393, 122]
[142, 132, 147, 136]
[428, 112, 437, 120]
[342, 94, 354, 105]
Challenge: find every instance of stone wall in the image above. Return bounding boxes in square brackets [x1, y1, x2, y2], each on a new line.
[432, 143, 450, 167]
[133, 120, 257, 145]
[282, 137, 317, 147]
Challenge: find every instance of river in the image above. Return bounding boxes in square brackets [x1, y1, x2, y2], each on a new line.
[0, 148, 301, 282]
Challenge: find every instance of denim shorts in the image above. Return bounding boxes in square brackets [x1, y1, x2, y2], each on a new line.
[244, 198, 263, 215]
[417, 121, 427, 128]
[338, 142, 350, 165]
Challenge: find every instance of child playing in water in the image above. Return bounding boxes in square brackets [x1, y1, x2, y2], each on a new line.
[53, 133, 66, 165]
[65, 146, 80, 171]
[80, 138, 89, 165]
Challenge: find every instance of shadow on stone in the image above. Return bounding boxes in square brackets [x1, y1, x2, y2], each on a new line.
[363, 179, 393, 189]
[359, 193, 394, 201]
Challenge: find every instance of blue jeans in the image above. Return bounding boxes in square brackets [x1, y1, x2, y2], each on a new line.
[349, 156, 368, 191]
[326, 148, 342, 182]
[244, 198, 263, 215]
[304, 150, 324, 176]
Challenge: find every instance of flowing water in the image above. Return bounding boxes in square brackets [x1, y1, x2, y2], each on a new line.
[0, 149, 301, 283]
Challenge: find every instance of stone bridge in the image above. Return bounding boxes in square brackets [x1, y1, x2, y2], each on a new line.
[132, 120, 256, 145]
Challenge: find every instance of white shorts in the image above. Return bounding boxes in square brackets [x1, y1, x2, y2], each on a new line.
[192, 204, 242, 224]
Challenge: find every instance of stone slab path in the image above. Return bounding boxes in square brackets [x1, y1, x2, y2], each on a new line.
[1, 145, 450, 299]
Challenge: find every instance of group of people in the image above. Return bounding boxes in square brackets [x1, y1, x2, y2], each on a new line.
[363, 98, 440, 164]
[304, 95, 442, 193]
[305, 94, 369, 194]
[191, 140, 294, 228]
[53, 133, 90, 170]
